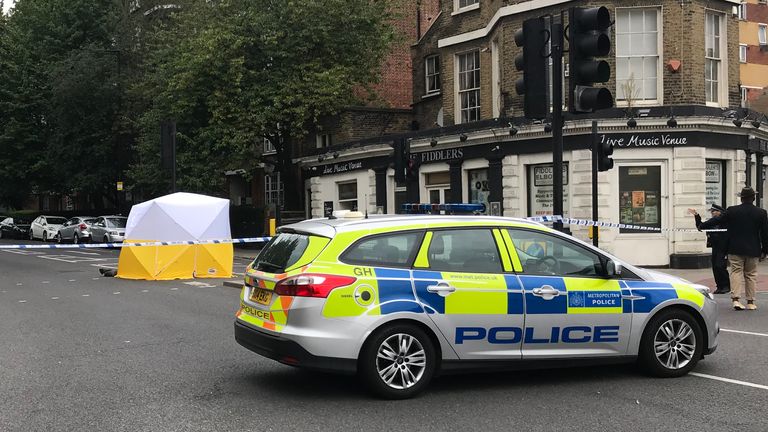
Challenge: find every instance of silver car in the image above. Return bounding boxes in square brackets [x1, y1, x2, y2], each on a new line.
[29, 215, 68, 242]
[234, 211, 719, 399]
[56, 217, 97, 244]
[90, 216, 127, 243]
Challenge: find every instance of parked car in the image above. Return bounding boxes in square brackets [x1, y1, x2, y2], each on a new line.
[0, 217, 31, 240]
[90, 216, 127, 243]
[56, 217, 98, 244]
[29, 215, 68, 241]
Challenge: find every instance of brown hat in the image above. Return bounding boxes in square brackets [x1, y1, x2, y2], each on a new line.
[739, 186, 757, 198]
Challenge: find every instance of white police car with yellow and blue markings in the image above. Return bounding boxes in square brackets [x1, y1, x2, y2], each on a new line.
[234, 205, 718, 399]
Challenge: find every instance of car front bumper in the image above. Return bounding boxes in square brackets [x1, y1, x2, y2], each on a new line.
[234, 320, 356, 374]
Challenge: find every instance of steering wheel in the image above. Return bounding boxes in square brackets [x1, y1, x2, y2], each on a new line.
[535, 256, 560, 275]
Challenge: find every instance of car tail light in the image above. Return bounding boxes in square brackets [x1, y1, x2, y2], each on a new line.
[274, 274, 356, 298]
[78, 224, 87, 230]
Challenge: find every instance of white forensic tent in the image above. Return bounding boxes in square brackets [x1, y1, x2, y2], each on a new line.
[117, 192, 233, 280]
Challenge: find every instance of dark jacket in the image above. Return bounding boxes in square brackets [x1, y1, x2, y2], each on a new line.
[699, 203, 768, 257]
[694, 213, 728, 251]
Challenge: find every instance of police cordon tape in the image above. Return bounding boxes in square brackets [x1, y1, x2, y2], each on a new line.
[0, 215, 724, 250]
[0, 237, 272, 250]
[527, 215, 727, 233]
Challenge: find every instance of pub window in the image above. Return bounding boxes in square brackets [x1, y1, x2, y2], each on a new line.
[338, 181, 358, 211]
[426, 171, 452, 204]
[527, 163, 569, 217]
[468, 169, 489, 212]
[706, 160, 726, 209]
[394, 180, 407, 214]
[619, 166, 661, 233]
[457, 50, 481, 123]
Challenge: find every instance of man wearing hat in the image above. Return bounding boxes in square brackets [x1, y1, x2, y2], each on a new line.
[699, 186, 768, 310]
[688, 204, 729, 294]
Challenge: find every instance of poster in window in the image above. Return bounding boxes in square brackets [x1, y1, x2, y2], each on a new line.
[529, 163, 569, 216]
[469, 169, 490, 212]
[619, 166, 662, 233]
[705, 160, 724, 207]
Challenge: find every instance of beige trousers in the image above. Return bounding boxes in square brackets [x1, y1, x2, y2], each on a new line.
[728, 255, 758, 302]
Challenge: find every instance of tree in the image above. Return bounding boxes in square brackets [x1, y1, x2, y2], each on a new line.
[131, 0, 395, 208]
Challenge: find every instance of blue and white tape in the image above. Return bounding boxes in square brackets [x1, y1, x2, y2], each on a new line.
[0, 237, 272, 250]
[526, 215, 727, 233]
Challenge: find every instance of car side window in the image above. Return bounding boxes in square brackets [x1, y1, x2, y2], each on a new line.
[506, 229, 604, 277]
[427, 229, 502, 274]
[341, 232, 422, 268]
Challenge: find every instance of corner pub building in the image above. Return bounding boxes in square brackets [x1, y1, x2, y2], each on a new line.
[297, 0, 768, 268]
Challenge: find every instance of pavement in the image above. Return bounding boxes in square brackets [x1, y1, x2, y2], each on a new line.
[1, 238, 768, 431]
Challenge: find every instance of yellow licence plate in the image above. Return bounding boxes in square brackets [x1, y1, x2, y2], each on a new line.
[250, 288, 273, 306]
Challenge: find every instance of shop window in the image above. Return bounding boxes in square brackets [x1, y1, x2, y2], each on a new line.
[706, 160, 726, 209]
[619, 166, 661, 233]
[338, 181, 358, 211]
[426, 172, 451, 204]
[528, 163, 569, 217]
[468, 169, 489, 212]
[427, 229, 502, 273]
[615, 8, 660, 103]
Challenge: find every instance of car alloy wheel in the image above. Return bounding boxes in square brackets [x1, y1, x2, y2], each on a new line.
[638, 308, 702, 377]
[360, 324, 436, 399]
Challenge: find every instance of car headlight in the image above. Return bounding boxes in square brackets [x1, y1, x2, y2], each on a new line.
[110, 231, 119, 235]
[693, 284, 714, 300]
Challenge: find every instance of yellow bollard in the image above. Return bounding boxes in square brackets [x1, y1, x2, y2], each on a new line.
[269, 218, 276, 236]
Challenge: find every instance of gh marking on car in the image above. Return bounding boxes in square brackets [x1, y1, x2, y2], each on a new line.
[234, 204, 718, 399]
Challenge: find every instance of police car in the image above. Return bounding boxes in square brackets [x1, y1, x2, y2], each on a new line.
[234, 204, 718, 399]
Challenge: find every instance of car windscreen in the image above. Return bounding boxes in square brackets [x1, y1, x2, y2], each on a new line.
[252, 233, 310, 273]
[47, 217, 67, 224]
[84, 218, 98, 224]
[106, 218, 127, 228]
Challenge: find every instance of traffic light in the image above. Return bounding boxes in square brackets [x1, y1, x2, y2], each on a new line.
[406, 156, 419, 180]
[568, 7, 614, 113]
[597, 140, 614, 172]
[514, 17, 548, 119]
[394, 138, 407, 183]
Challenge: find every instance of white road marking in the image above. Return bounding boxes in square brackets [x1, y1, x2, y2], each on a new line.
[41, 281, 50, 284]
[16, 283, 22, 286]
[170, 288, 178, 291]
[68, 279, 76, 282]
[39, 255, 107, 263]
[3, 250, 43, 255]
[82, 294, 90, 297]
[721, 328, 768, 337]
[91, 263, 118, 270]
[92, 277, 99, 280]
[141, 290, 149, 293]
[124, 341, 131, 343]
[690, 373, 768, 391]
[51, 297, 59, 300]
[113, 292, 120, 295]
[18, 300, 26, 303]
[69, 251, 101, 256]
[184, 281, 215, 288]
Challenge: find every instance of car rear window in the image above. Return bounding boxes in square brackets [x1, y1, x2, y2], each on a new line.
[106, 218, 127, 228]
[253, 233, 312, 273]
[341, 231, 423, 268]
[47, 217, 67, 224]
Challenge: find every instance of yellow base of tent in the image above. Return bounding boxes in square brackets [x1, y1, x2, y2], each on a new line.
[116, 241, 233, 280]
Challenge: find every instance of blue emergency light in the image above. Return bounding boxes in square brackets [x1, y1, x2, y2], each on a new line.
[401, 203, 486, 214]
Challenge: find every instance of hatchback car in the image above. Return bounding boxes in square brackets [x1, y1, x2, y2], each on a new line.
[90, 216, 127, 243]
[0, 217, 31, 240]
[234, 209, 718, 399]
[56, 217, 98, 243]
[29, 215, 68, 241]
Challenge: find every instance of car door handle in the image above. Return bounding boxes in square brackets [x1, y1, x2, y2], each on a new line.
[531, 285, 560, 299]
[427, 282, 456, 297]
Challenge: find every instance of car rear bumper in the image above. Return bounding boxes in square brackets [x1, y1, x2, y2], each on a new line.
[234, 320, 356, 374]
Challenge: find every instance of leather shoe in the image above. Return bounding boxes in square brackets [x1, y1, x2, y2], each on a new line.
[714, 288, 730, 294]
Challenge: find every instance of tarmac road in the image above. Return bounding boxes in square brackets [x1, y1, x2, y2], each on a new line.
[1, 239, 767, 432]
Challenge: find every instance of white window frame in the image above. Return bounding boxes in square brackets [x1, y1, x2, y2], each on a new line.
[741, 86, 748, 108]
[455, 50, 481, 124]
[705, 11, 727, 107]
[337, 181, 358, 211]
[264, 172, 283, 208]
[615, 7, 663, 106]
[263, 137, 276, 154]
[759, 24, 767, 45]
[425, 55, 441, 95]
[316, 133, 332, 149]
[738, 2, 747, 20]
[452, 0, 479, 15]
[740, 44, 748, 63]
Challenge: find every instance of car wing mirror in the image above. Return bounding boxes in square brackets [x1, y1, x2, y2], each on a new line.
[606, 259, 623, 278]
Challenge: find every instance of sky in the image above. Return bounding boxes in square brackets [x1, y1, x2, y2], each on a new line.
[3, 0, 15, 14]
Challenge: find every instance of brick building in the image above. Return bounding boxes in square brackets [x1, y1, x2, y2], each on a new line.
[738, 0, 768, 108]
[300, 0, 768, 268]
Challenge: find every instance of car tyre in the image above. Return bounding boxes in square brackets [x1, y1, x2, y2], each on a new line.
[73, 234, 79, 244]
[43, 231, 48, 242]
[55, 233, 61, 243]
[29, 229, 34, 241]
[638, 308, 703, 378]
[104, 235, 110, 244]
[359, 324, 436, 400]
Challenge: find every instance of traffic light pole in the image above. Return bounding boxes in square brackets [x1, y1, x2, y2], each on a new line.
[551, 16, 564, 232]
[591, 120, 599, 247]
